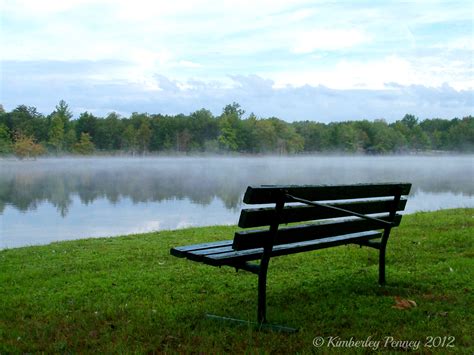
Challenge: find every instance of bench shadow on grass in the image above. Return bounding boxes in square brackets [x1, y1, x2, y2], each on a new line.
[190, 266, 436, 331]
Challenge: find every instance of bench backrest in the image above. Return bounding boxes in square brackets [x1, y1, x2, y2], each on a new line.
[232, 183, 411, 250]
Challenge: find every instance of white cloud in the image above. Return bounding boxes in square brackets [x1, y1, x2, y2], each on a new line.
[291, 29, 370, 53]
[271, 54, 473, 91]
[175, 60, 203, 69]
[3, 59, 472, 122]
[432, 36, 474, 51]
[1, 0, 473, 119]
[1, 0, 95, 16]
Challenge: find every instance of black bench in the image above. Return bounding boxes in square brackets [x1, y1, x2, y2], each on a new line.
[171, 183, 411, 331]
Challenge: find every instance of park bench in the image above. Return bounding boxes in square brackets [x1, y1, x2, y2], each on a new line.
[170, 183, 411, 332]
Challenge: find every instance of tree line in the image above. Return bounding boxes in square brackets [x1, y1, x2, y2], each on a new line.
[0, 101, 472, 158]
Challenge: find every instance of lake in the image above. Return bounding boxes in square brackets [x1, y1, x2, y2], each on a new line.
[1, 155, 473, 249]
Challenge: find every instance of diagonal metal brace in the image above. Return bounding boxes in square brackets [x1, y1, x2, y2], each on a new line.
[285, 193, 395, 228]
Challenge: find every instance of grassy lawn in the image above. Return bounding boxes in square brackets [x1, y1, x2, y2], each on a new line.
[1, 208, 473, 353]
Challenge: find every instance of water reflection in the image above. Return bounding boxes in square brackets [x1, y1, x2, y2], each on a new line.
[1, 156, 473, 248]
[1, 156, 473, 216]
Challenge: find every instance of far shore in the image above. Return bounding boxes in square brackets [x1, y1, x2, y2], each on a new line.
[2, 150, 474, 161]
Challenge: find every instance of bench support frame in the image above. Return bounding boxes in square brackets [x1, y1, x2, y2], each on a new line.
[378, 187, 402, 285]
[171, 183, 410, 332]
[207, 193, 296, 332]
[258, 193, 285, 324]
[287, 189, 402, 287]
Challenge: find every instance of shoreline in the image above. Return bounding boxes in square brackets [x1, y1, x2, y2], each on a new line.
[2, 150, 474, 161]
[2, 208, 473, 251]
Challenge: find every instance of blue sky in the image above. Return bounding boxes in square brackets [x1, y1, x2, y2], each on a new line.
[0, 0, 473, 122]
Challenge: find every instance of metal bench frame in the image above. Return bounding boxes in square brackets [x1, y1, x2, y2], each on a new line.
[170, 183, 411, 332]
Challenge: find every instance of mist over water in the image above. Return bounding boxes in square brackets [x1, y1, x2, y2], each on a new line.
[1, 155, 473, 248]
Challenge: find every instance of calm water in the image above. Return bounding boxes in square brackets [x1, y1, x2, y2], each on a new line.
[1, 156, 473, 249]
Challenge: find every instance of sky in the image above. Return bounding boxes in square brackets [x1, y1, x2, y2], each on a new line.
[0, 0, 473, 122]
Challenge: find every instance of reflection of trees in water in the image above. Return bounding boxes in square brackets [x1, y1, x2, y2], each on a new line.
[0, 160, 248, 215]
[0, 156, 472, 216]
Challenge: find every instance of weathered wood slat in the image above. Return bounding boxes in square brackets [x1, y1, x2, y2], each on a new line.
[170, 240, 233, 258]
[175, 244, 252, 263]
[232, 215, 401, 250]
[239, 198, 407, 228]
[185, 244, 236, 262]
[174, 228, 384, 263]
[243, 183, 411, 204]
[203, 230, 382, 266]
[190, 245, 234, 256]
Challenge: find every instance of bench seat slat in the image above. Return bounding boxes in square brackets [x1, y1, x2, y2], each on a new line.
[202, 230, 383, 266]
[185, 244, 236, 262]
[233, 214, 401, 250]
[171, 229, 383, 264]
[243, 183, 411, 204]
[170, 240, 233, 258]
[239, 198, 408, 228]
[171, 242, 234, 261]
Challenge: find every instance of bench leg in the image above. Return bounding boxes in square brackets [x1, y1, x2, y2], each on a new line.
[379, 246, 386, 285]
[206, 254, 298, 333]
[257, 256, 270, 323]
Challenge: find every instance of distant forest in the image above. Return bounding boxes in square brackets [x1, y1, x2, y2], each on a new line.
[0, 101, 472, 158]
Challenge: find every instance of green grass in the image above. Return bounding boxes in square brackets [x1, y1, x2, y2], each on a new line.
[1, 209, 473, 353]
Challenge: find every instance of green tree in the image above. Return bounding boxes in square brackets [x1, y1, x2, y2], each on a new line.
[53, 100, 73, 127]
[64, 128, 77, 152]
[6, 105, 49, 143]
[137, 119, 152, 152]
[329, 123, 360, 152]
[254, 119, 277, 152]
[401, 114, 418, 129]
[411, 126, 431, 150]
[13, 132, 45, 159]
[239, 114, 260, 153]
[48, 113, 65, 153]
[358, 119, 405, 153]
[420, 118, 453, 150]
[267, 118, 303, 154]
[73, 132, 95, 155]
[75, 112, 98, 143]
[284, 129, 304, 154]
[218, 116, 239, 151]
[393, 114, 431, 150]
[189, 109, 219, 151]
[95, 113, 122, 151]
[293, 121, 330, 152]
[122, 125, 138, 153]
[447, 116, 474, 151]
[2, 103, 473, 156]
[0, 124, 12, 153]
[223, 102, 245, 118]
[176, 129, 192, 152]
